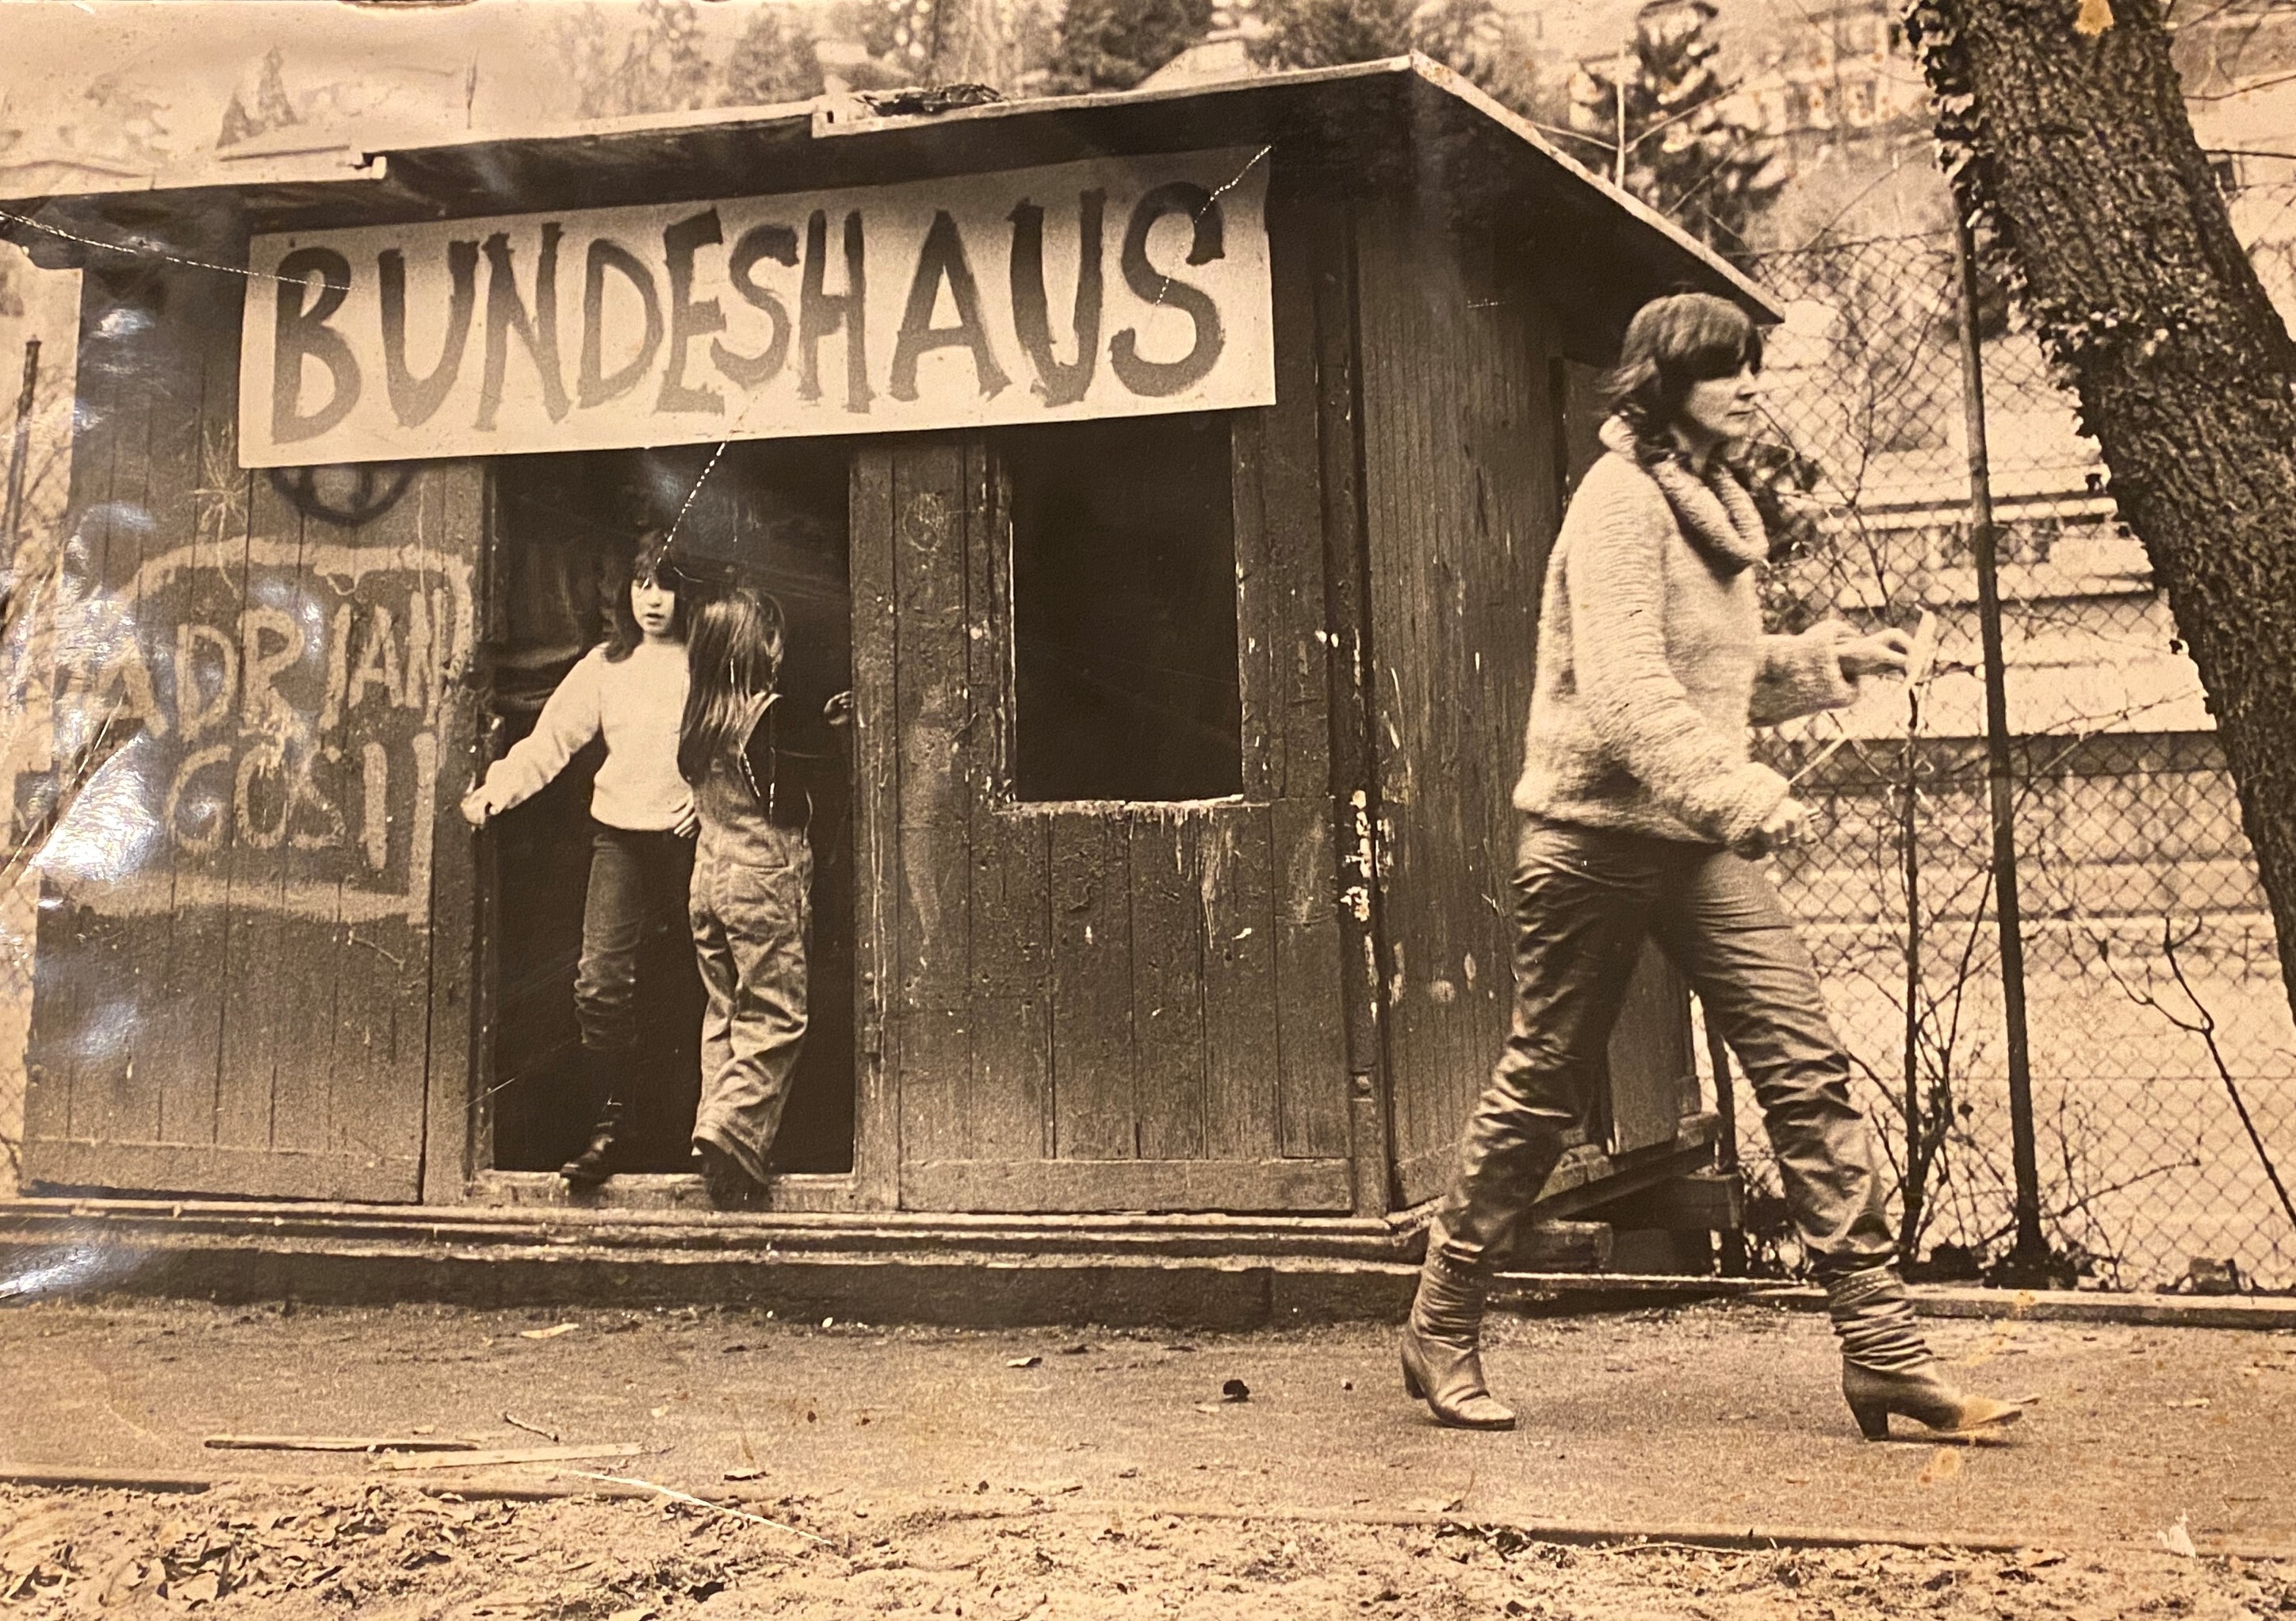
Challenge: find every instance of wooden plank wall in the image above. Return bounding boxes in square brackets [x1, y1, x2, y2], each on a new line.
[862, 186, 1353, 1213]
[1351, 198, 1567, 1209]
[22, 257, 484, 1201]
[1362, 220, 1702, 1207]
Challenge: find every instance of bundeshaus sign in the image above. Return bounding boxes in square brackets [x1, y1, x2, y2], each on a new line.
[238, 148, 1275, 467]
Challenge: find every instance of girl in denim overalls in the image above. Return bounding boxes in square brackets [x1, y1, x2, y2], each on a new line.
[677, 588, 848, 1207]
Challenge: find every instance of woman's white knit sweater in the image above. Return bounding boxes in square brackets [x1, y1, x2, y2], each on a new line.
[1511, 418, 1859, 849]
[480, 639, 694, 831]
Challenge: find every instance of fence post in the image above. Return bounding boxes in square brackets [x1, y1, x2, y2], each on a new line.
[1954, 217, 2052, 1280]
[2, 338, 36, 566]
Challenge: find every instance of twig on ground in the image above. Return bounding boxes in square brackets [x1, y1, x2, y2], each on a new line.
[568, 1471, 836, 1546]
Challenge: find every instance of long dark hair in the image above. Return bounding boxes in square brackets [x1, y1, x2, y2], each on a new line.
[601, 527, 689, 662]
[1602, 292, 1765, 457]
[679, 588, 787, 787]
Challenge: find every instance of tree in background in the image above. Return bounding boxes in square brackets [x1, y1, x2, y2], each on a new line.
[1567, 0, 1785, 255]
[1248, 0, 1539, 115]
[1045, 0, 1213, 93]
[721, 5, 826, 105]
[555, 0, 716, 121]
[1911, 0, 2296, 1136]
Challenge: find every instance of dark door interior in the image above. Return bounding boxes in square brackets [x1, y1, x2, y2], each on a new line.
[487, 442, 856, 1176]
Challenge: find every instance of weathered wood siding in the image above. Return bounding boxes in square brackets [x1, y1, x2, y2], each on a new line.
[1354, 201, 1695, 1209]
[22, 258, 484, 1201]
[851, 193, 1353, 1214]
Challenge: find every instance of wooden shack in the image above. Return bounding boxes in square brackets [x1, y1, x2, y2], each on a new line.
[8, 58, 1773, 1247]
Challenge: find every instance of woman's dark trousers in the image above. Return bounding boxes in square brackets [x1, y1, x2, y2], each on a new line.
[1426, 816, 1895, 1281]
[569, 826, 698, 1159]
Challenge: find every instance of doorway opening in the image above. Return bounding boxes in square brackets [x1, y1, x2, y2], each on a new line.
[485, 440, 856, 1180]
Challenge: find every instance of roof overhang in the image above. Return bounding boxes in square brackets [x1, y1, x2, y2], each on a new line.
[0, 57, 1779, 341]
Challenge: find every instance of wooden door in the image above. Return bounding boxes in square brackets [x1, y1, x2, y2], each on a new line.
[851, 427, 1354, 1213]
[21, 262, 484, 1202]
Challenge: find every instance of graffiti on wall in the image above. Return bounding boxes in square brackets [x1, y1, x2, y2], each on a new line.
[40, 535, 474, 922]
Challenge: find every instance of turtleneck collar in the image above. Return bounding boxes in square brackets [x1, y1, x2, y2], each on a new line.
[1597, 415, 1770, 577]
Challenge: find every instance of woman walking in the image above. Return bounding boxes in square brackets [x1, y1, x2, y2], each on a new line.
[679, 588, 847, 1208]
[1402, 293, 2029, 1441]
[462, 531, 695, 1187]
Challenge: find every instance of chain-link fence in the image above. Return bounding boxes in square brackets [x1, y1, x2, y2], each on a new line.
[1736, 226, 2296, 1293]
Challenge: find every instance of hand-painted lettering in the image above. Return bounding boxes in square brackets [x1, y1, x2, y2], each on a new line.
[579, 236, 664, 409]
[478, 225, 570, 429]
[712, 222, 797, 389]
[379, 240, 478, 428]
[244, 151, 1274, 463]
[659, 209, 729, 414]
[799, 209, 871, 413]
[1008, 191, 1104, 408]
[272, 246, 362, 444]
[1110, 182, 1226, 398]
[59, 539, 476, 922]
[890, 209, 1008, 404]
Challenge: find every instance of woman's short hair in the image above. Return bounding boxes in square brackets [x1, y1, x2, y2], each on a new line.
[1603, 292, 1764, 454]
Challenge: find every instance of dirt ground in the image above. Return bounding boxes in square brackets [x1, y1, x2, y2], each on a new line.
[2, 1478, 2293, 1619]
[4, 1296, 2294, 1615]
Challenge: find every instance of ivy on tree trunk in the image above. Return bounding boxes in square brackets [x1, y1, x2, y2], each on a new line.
[1911, 0, 2296, 1018]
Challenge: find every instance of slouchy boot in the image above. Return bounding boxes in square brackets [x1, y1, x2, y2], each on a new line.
[1399, 1253, 1517, 1431]
[1828, 1265, 2031, 1440]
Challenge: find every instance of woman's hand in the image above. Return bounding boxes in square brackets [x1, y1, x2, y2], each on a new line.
[823, 691, 855, 730]
[459, 785, 496, 828]
[1737, 795, 1810, 860]
[1839, 628, 1914, 680]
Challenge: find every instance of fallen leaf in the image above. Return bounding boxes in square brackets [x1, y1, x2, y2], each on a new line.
[2158, 1517, 2197, 1558]
[723, 1468, 763, 1482]
[1058, 1343, 1093, 1355]
[1916, 1448, 1962, 1488]
[1403, 1494, 1465, 1515]
[2165, 1397, 2210, 1410]
[176, 1569, 222, 1604]
[519, 1324, 579, 1341]
[1221, 1379, 1251, 1403]
[1007, 1356, 1042, 1370]
[2074, 0, 2114, 35]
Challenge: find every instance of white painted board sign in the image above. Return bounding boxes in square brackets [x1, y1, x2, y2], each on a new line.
[238, 148, 1274, 467]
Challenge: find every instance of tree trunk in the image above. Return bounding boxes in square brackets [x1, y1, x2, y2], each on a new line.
[1911, 0, 2296, 1016]
[928, 0, 1019, 86]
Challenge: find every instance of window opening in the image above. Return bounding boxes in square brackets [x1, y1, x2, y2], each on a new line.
[1003, 413, 1244, 803]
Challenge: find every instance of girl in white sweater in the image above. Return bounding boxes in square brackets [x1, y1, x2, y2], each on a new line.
[461, 532, 695, 1186]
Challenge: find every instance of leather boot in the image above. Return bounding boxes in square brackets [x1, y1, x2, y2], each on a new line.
[1828, 1264, 2032, 1440]
[560, 1048, 628, 1189]
[1400, 1251, 1517, 1430]
[695, 1137, 763, 1209]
